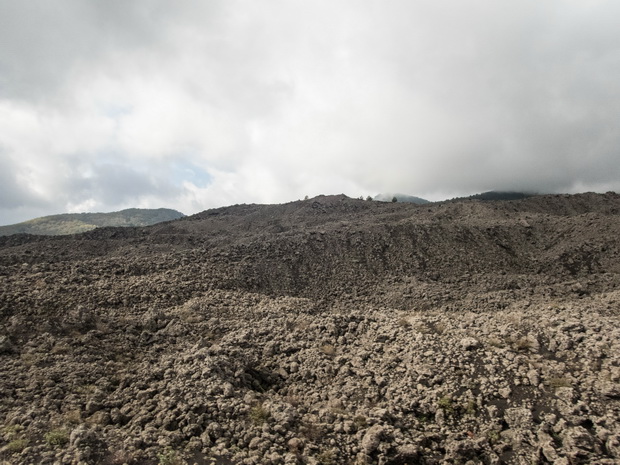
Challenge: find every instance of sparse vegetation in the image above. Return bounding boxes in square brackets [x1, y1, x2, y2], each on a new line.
[249, 405, 270, 425]
[464, 399, 477, 415]
[353, 415, 367, 428]
[316, 449, 337, 465]
[6, 438, 28, 454]
[437, 396, 455, 415]
[2, 424, 24, 439]
[157, 448, 182, 465]
[416, 413, 431, 424]
[487, 430, 501, 444]
[547, 376, 572, 389]
[44, 429, 69, 448]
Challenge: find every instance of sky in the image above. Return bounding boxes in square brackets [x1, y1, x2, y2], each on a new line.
[1, 1, 620, 225]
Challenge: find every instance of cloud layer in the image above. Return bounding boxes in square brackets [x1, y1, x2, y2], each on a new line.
[1, 0, 620, 224]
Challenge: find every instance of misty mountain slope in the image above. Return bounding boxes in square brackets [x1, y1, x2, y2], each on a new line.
[1, 193, 620, 465]
[373, 193, 430, 204]
[0, 208, 185, 236]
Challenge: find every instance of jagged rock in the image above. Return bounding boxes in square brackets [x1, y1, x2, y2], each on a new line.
[562, 426, 595, 452]
[607, 434, 620, 458]
[445, 438, 479, 461]
[504, 408, 533, 430]
[600, 380, 620, 399]
[0, 335, 11, 354]
[361, 425, 384, 455]
[460, 337, 481, 350]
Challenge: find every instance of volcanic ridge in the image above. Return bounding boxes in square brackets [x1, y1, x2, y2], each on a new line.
[1, 192, 620, 464]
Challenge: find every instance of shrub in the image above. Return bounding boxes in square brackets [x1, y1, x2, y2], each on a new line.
[44, 429, 69, 448]
[317, 449, 336, 465]
[437, 396, 455, 414]
[547, 377, 571, 389]
[249, 405, 270, 425]
[6, 439, 28, 453]
[487, 430, 501, 444]
[464, 399, 477, 415]
[353, 415, 367, 428]
[157, 448, 182, 465]
[2, 424, 24, 439]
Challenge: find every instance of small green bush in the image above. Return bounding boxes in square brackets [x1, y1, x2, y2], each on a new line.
[437, 396, 454, 414]
[487, 430, 501, 444]
[249, 405, 270, 425]
[44, 429, 69, 448]
[464, 399, 477, 415]
[157, 448, 182, 465]
[6, 438, 29, 453]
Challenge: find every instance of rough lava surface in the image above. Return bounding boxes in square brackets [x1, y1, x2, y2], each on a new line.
[1, 193, 619, 465]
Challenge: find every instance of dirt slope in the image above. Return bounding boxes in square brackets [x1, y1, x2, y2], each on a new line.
[0, 193, 619, 464]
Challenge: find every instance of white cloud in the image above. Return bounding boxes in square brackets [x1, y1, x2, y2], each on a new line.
[1, 0, 620, 225]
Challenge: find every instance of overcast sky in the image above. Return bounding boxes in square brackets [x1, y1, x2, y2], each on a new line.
[1, 1, 620, 225]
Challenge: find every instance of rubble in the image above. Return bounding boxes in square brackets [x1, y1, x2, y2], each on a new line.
[1, 192, 619, 464]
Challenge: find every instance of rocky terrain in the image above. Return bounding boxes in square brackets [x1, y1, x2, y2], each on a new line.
[0, 192, 619, 465]
[0, 208, 185, 236]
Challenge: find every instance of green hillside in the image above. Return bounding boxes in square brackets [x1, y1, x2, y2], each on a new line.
[0, 208, 185, 236]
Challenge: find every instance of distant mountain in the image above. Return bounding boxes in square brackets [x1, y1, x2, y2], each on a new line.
[0, 208, 185, 236]
[374, 193, 430, 204]
[462, 191, 537, 201]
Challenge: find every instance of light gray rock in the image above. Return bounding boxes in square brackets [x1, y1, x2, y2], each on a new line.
[460, 337, 481, 350]
[361, 425, 384, 455]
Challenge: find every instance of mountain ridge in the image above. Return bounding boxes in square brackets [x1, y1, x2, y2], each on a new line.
[0, 207, 185, 236]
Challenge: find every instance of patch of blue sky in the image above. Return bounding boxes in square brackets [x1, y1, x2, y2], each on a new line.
[169, 160, 212, 188]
